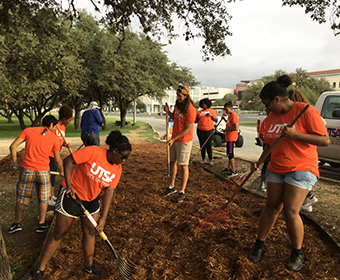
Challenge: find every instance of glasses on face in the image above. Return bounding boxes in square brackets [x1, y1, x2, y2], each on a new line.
[118, 150, 129, 160]
[177, 85, 188, 94]
[264, 96, 275, 108]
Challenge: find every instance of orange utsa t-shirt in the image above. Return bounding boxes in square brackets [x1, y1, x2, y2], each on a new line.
[264, 102, 327, 177]
[225, 111, 239, 142]
[19, 127, 60, 171]
[172, 102, 196, 143]
[61, 146, 122, 201]
[196, 108, 217, 131]
[50, 123, 65, 157]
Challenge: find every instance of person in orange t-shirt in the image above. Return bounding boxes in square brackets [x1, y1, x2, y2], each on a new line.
[248, 75, 330, 272]
[48, 104, 73, 207]
[195, 98, 218, 165]
[34, 131, 131, 278]
[8, 115, 64, 235]
[161, 85, 196, 203]
[221, 101, 239, 177]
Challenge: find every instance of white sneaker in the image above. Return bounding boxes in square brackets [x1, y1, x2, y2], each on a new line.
[52, 196, 58, 202]
[259, 181, 266, 192]
[302, 196, 318, 207]
[200, 160, 207, 164]
[48, 199, 56, 207]
[209, 161, 214, 166]
[300, 205, 313, 212]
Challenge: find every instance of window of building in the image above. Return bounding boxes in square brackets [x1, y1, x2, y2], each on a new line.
[333, 82, 336, 88]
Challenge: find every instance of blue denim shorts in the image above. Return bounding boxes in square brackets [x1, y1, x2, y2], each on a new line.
[266, 169, 317, 191]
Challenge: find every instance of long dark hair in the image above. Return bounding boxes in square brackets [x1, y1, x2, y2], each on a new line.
[176, 96, 195, 115]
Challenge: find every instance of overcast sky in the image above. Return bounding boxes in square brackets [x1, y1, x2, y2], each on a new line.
[71, 0, 340, 89]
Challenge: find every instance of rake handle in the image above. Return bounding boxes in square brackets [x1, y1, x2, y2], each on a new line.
[166, 111, 170, 175]
[56, 124, 73, 154]
[221, 104, 310, 211]
[68, 193, 119, 258]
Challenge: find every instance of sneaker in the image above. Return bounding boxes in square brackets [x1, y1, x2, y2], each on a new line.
[36, 223, 49, 233]
[227, 171, 238, 178]
[52, 196, 58, 202]
[200, 160, 207, 164]
[160, 186, 177, 197]
[259, 181, 267, 192]
[285, 251, 305, 271]
[209, 161, 214, 166]
[9, 222, 22, 234]
[300, 205, 313, 212]
[249, 244, 266, 263]
[176, 192, 186, 203]
[84, 263, 104, 276]
[32, 269, 45, 280]
[221, 168, 231, 174]
[302, 195, 318, 207]
[48, 199, 56, 207]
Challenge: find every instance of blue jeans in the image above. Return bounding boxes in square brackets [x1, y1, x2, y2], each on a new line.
[81, 131, 100, 147]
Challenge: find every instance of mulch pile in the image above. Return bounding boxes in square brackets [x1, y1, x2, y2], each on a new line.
[2, 142, 340, 279]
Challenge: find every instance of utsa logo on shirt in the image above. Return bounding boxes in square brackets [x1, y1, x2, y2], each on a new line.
[56, 129, 65, 137]
[88, 162, 116, 184]
[267, 123, 289, 138]
[174, 108, 184, 121]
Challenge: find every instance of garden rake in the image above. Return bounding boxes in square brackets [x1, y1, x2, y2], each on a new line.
[195, 104, 310, 236]
[69, 193, 136, 280]
[163, 111, 174, 188]
[189, 116, 225, 165]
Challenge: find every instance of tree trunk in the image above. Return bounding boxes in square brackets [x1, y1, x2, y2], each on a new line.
[120, 109, 127, 128]
[74, 101, 81, 131]
[18, 109, 26, 130]
[0, 225, 12, 280]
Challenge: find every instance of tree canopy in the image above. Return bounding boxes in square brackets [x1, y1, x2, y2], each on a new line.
[2, 0, 340, 62]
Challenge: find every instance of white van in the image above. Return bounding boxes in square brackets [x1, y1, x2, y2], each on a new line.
[314, 91, 340, 168]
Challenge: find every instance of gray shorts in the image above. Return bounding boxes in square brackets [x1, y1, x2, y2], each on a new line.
[170, 141, 192, 165]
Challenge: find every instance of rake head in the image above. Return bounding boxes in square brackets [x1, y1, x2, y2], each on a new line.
[221, 173, 246, 192]
[194, 203, 232, 237]
[116, 250, 137, 280]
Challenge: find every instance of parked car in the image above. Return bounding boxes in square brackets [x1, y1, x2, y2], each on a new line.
[314, 91, 340, 168]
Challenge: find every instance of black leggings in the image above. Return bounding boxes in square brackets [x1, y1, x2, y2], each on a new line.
[197, 128, 214, 161]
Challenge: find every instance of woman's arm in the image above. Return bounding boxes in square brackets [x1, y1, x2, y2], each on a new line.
[96, 187, 114, 233]
[282, 126, 330, 146]
[63, 154, 76, 195]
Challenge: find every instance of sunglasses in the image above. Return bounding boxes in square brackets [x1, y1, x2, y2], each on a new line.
[177, 85, 188, 94]
[118, 150, 129, 160]
[264, 96, 275, 108]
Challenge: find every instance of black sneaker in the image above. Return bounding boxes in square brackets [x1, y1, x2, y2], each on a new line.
[84, 263, 104, 276]
[221, 168, 231, 174]
[36, 223, 49, 233]
[285, 251, 305, 271]
[32, 269, 45, 280]
[227, 171, 238, 178]
[249, 244, 266, 263]
[9, 222, 22, 234]
[160, 186, 177, 197]
[176, 192, 185, 203]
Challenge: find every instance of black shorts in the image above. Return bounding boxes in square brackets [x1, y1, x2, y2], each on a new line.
[55, 187, 100, 218]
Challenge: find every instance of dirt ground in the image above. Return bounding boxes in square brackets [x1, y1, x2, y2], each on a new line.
[1, 137, 340, 280]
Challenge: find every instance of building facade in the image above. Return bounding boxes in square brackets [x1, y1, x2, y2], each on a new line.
[308, 69, 340, 90]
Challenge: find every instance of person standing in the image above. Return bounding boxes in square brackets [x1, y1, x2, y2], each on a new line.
[195, 98, 218, 165]
[248, 75, 329, 271]
[33, 131, 132, 279]
[160, 85, 196, 203]
[80, 101, 103, 147]
[8, 115, 64, 234]
[221, 101, 239, 177]
[48, 104, 73, 207]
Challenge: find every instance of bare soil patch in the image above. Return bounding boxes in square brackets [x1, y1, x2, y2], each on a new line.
[0, 141, 340, 280]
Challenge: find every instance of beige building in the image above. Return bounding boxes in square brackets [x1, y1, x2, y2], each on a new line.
[308, 69, 340, 90]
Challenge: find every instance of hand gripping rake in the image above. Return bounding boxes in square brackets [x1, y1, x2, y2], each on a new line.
[190, 116, 225, 165]
[195, 104, 310, 236]
[163, 111, 174, 188]
[69, 193, 136, 280]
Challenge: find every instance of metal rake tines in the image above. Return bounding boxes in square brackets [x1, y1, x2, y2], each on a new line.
[116, 250, 137, 280]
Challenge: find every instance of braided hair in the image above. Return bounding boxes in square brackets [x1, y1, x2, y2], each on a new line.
[106, 130, 132, 152]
